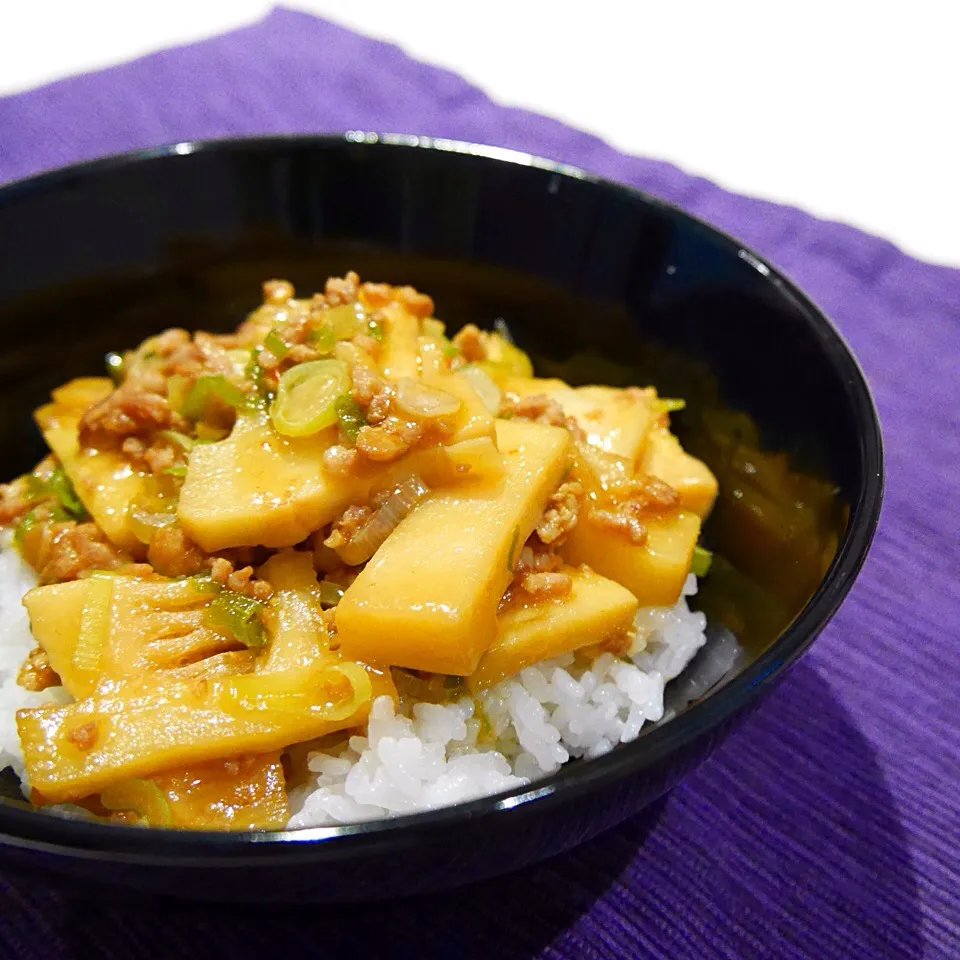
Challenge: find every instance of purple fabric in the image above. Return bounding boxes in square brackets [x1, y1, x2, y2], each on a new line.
[0, 8, 957, 958]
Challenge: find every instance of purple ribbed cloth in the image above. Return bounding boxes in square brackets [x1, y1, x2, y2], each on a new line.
[0, 8, 957, 958]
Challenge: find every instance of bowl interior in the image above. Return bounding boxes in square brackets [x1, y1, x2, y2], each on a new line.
[0, 137, 877, 820]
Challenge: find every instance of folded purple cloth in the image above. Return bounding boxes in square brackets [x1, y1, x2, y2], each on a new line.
[0, 8, 957, 959]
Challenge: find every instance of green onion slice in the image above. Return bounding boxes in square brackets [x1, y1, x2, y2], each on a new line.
[180, 375, 247, 421]
[204, 590, 267, 649]
[105, 352, 125, 384]
[270, 359, 349, 437]
[691, 544, 713, 577]
[41, 465, 85, 518]
[309, 321, 336, 353]
[264, 330, 290, 359]
[158, 430, 195, 451]
[334, 395, 366, 444]
[317, 580, 345, 607]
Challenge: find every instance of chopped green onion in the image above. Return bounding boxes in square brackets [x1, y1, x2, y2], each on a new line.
[334, 395, 366, 444]
[270, 359, 349, 437]
[105, 352, 124, 384]
[185, 574, 221, 594]
[656, 398, 687, 414]
[367, 318, 385, 342]
[180, 375, 247, 421]
[244, 350, 273, 411]
[13, 510, 38, 549]
[493, 318, 514, 343]
[48, 469, 85, 519]
[26, 466, 85, 519]
[317, 580, 345, 607]
[691, 545, 713, 577]
[442, 341, 460, 359]
[163, 464, 188, 478]
[309, 320, 336, 353]
[158, 430, 195, 451]
[264, 330, 290, 359]
[204, 590, 267, 649]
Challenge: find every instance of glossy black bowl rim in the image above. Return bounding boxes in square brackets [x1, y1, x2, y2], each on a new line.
[0, 134, 884, 864]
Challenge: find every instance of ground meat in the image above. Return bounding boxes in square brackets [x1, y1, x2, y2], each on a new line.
[322, 445, 359, 477]
[192, 332, 238, 378]
[257, 348, 282, 371]
[0, 483, 30, 524]
[263, 279, 294, 304]
[22, 520, 130, 584]
[0, 472, 49, 525]
[288, 344, 320, 365]
[66, 722, 98, 751]
[145, 328, 192, 357]
[145, 445, 177, 476]
[350, 363, 387, 408]
[321, 607, 339, 647]
[324, 505, 374, 552]
[324, 271, 360, 306]
[209, 557, 272, 601]
[126, 329, 207, 385]
[514, 543, 563, 578]
[355, 420, 420, 462]
[78, 383, 178, 449]
[366, 388, 394, 425]
[622, 475, 680, 515]
[259, 337, 319, 375]
[121, 437, 180, 477]
[155, 342, 206, 382]
[589, 505, 648, 546]
[451, 324, 486, 362]
[359, 282, 394, 308]
[536, 481, 584, 546]
[520, 571, 573, 599]
[147, 525, 209, 578]
[209, 557, 233, 584]
[498, 393, 585, 441]
[0, 456, 63, 524]
[396, 286, 434, 319]
[351, 333, 381, 357]
[17, 647, 60, 692]
[585, 477, 677, 547]
[114, 563, 156, 578]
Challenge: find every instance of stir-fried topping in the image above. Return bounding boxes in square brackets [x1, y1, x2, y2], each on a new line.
[2, 270, 719, 830]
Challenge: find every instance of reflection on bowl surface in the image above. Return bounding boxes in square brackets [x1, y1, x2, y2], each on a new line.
[0, 135, 881, 901]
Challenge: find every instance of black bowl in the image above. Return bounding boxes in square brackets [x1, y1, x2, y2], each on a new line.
[0, 135, 882, 902]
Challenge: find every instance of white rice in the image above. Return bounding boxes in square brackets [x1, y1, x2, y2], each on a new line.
[288, 578, 706, 828]
[0, 534, 70, 791]
[0, 539, 707, 826]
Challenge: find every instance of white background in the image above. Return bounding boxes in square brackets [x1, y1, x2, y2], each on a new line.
[2, 1, 958, 266]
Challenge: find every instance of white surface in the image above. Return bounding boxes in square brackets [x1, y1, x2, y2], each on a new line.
[2, 1, 958, 266]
